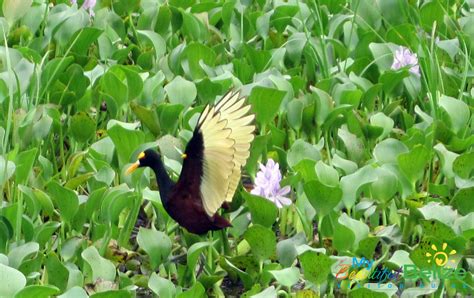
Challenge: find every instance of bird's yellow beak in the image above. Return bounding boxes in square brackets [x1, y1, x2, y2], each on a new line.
[126, 161, 140, 175]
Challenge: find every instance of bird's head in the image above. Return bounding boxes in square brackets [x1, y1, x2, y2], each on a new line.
[126, 148, 161, 174]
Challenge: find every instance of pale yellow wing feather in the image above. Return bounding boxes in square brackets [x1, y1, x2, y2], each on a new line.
[197, 90, 255, 216]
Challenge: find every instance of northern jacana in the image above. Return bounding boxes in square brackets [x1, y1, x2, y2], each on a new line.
[126, 90, 255, 235]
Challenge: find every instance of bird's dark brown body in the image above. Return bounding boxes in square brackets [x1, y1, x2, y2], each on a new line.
[143, 131, 231, 235]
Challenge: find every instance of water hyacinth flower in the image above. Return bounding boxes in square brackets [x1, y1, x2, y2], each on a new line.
[71, 0, 96, 16]
[391, 46, 420, 76]
[251, 159, 291, 208]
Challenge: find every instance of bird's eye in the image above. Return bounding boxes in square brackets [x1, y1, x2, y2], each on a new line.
[138, 152, 145, 159]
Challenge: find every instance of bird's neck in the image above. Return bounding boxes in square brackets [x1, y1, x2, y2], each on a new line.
[150, 157, 174, 204]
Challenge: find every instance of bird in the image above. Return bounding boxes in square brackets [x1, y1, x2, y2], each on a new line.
[126, 90, 255, 235]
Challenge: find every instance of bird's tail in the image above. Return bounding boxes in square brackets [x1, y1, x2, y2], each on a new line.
[211, 214, 232, 230]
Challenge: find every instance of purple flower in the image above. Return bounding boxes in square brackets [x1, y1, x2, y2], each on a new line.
[251, 159, 291, 208]
[71, 0, 96, 16]
[391, 46, 420, 76]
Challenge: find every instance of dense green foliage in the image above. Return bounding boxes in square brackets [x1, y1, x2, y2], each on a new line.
[0, 0, 473, 297]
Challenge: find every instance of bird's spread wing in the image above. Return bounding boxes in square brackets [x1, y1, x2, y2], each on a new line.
[194, 90, 255, 217]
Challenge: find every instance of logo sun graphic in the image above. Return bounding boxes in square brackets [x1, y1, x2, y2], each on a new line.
[425, 243, 456, 267]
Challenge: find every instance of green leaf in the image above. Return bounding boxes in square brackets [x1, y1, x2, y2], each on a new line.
[3, 0, 32, 24]
[0, 156, 15, 186]
[164, 76, 197, 107]
[248, 86, 286, 127]
[242, 191, 278, 228]
[298, 250, 333, 285]
[340, 165, 378, 208]
[107, 122, 145, 167]
[14, 148, 37, 184]
[45, 253, 69, 291]
[453, 152, 474, 179]
[148, 273, 176, 298]
[14, 285, 60, 298]
[58, 286, 88, 298]
[287, 139, 321, 168]
[176, 282, 205, 298]
[137, 228, 172, 269]
[70, 112, 96, 143]
[439, 95, 470, 134]
[182, 42, 216, 80]
[7, 242, 39, 269]
[244, 225, 276, 261]
[270, 5, 298, 32]
[452, 187, 474, 215]
[137, 30, 166, 60]
[81, 246, 116, 283]
[47, 181, 79, 223]
[315, 161, 339, 187]
[0, 263, 26, 297]
[269, 267, 300, 289]
[397, 145, 431, 184]
[276, 233, 306, 268]
[304, 180, 341, 217]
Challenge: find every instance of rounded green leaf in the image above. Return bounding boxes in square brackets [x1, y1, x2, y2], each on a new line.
[164, 76, 197, 107]
[0, 263, 26, 297]
[70, 112, 96, 143]
[244, 225, 276, 261]
[137, 228, 172, 269]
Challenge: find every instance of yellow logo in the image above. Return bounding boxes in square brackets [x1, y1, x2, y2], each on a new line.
[425, 243, 456, 267]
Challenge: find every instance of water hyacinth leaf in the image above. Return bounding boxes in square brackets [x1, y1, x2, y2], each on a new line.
[251, 286, 277, 298]
[420, 219, 457, 240]
[270, 5, 298, 32]
[0, 156, 15, 186]
[0, 263, 26, 297]
[3, 0, 32, 24]
[81, 246, 116, 282]
[242, 192, 278, 228]
[299, 250, 333, 285]
[370, 167, 399, 203]
[176, 282, 205, 298]
[70, 112, 96, 143]
[244, 225, 276, 261]
[8, 242, 39, 269]
[14, 148, 37, 184]
[340, 165, 378, 208]
[452, 187, 474, 215]
[370, 112, 394, 140]
[47, 181, 79, 223]
[269, 267, 300, 288]
[338, 213, 369, 250]
[379, 68, 410, 94]
[287, 99, 304, 130]
[107, 123, 145, 167]
[304, 180, 341, 217]
[433, 143, 458, 178]
[397, 145, 430, 184]
[332, 154, 358, 175]
[315, 161, 339, 187]
[34, 222, 60, 248]
[248, 86, 286, 127]
[14, 285, 60, 298]
[45, 253, 69, 291]
[164, 76, 197, 107]
[187, 241, 213, 280]
[181, 42, 216, 80]
[418, 202, 458, 227]
[276, 233, 306, 267]
[293, 159, 317, 182]
[453, 152, 474, 179]
[287, 139, 321, 168]
[337, 128, 365, 164]
[137, 30, 166, 60]
[137, 228, 172, 269]
[148, 272, 176, 298]
[439, 95, 470, 134]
